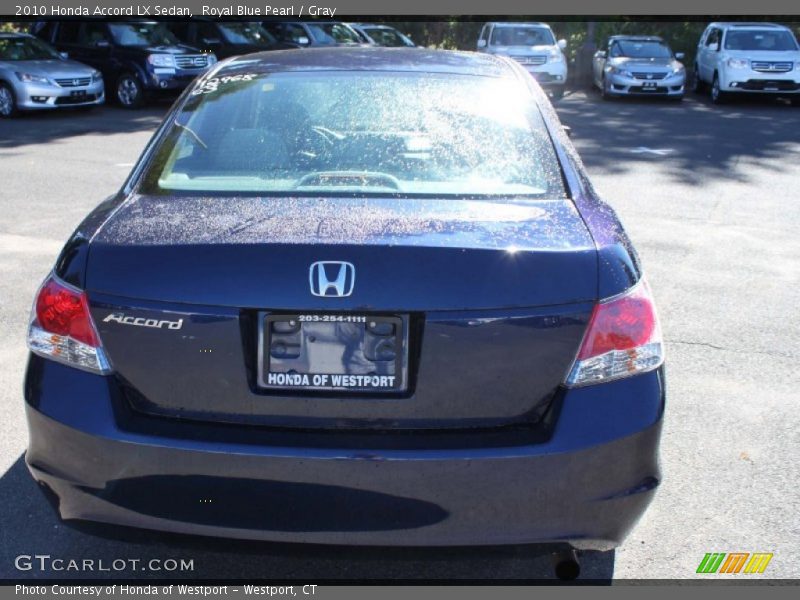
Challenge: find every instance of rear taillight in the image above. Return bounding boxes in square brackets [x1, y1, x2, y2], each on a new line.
[565, 279, 663, 387]
[27, 274, 111, 374]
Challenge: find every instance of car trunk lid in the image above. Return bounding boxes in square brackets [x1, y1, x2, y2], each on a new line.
[86, 194, 597, 429]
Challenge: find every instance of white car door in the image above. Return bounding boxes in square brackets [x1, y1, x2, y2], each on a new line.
[476, 24, 490, 52]
[700, 28, 722, 82]
[593, 41, 609, 87]
[695, 28, 709, 80]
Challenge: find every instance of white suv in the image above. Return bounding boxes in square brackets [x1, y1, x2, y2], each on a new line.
[692, 22, 800, 103]
[477, 22, 568, 99]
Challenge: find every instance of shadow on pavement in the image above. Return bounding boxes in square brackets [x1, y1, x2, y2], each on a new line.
[556, 89, 800, 186]
[0, 103, 169, 149]
[0, 455, 614, 581]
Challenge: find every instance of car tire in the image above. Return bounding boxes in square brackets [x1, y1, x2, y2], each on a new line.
[669, 94, 685, 102]
[690, 66, 704, 94]
[710, 73, 728, 105]
[550, 86, 565, 101]
[0, 82, 19, 118]
[116, 73, 145, 109]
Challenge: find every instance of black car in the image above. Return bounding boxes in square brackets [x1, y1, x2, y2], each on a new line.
[261, 21, 367, 47]
[31, 21, 216, 108]
[166, 21, 295, 60]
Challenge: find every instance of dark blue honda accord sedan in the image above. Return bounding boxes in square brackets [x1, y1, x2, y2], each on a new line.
[24, 48, 664, 559]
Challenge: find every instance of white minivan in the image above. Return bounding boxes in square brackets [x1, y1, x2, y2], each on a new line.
[477, 22, 568, 99]
[692, 22, 800, 103]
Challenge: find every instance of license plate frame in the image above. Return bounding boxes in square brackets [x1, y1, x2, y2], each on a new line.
[70, 90, 88, 97]
[258, 313, 408, 394]
[642, 81, 658, 89]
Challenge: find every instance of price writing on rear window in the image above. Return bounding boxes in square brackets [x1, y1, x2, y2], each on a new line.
[192, 74, 257, 95]
[297, 315, 367, 323]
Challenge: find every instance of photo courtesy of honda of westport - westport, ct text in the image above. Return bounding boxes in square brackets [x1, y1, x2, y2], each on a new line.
[0, 0, 799, 597]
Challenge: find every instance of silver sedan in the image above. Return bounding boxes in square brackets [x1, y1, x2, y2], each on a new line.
[0, 32, 104, 118]
[593, 35, 686, 100]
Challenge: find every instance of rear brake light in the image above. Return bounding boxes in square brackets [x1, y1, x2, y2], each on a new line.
[566, 279, 663, 387]
[27, 274, 111, 374]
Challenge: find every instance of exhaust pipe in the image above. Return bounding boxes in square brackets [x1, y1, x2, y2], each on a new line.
[552, 548, 581, 580]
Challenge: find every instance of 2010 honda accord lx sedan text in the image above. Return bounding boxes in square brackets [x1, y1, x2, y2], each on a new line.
[24, 49, 665, 559]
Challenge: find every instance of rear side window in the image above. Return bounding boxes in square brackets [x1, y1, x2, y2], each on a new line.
[141, 70, 566, 198]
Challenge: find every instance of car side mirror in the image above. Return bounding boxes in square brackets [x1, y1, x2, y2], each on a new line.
[712, 42, 720, 52]
[595, 50, 607, 58]
[59, 51, 69, 59]
[477, 39, 487, 49]
[675, 52, 685, 60]
[296, 36, 310, 46]
[558, 39, 567, 50]
[563, 125, 572, 137]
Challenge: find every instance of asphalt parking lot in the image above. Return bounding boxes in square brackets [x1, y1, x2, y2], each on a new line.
[1, 90, 798, 581]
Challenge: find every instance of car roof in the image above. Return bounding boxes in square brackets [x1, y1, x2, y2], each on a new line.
[487, 22, 551, 28]
[218, 47, 515, 78]
[708, 22, 788, 30]
[608, 35, 664, 42]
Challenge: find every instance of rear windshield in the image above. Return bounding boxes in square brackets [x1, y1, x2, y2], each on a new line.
[490, 26, 555, 47]
[724, 29, 799, 51]
[140, 71, 566, 198]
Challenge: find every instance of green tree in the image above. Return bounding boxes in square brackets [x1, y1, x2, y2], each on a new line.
[0, 21, 23, 33]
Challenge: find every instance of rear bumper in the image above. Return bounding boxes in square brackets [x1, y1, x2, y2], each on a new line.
[24, 356, 664, 550]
